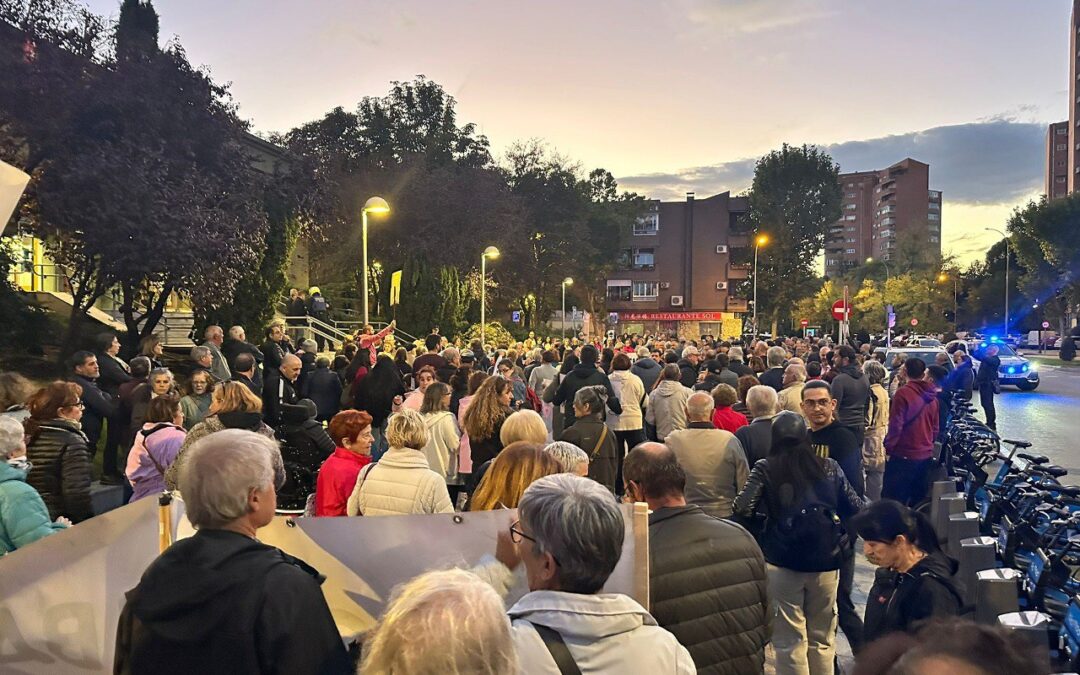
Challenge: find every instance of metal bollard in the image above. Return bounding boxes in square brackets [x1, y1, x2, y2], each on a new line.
[997, 611, 1052, 670]
[948, 512, 981, 560]
[976, 568, 1020, 624]
[958, 537, 996, 606]
[929, 480, 958, 536]
[936, 493, 967, 545]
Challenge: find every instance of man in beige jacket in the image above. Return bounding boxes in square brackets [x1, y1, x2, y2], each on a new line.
[663, 392, 749, 518]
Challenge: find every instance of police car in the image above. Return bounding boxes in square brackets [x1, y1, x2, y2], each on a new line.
[948, 337, 1040, 392]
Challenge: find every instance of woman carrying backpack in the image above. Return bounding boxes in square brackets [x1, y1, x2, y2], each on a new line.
[850, 499, 962, 643]
[734, 411, 865, 675]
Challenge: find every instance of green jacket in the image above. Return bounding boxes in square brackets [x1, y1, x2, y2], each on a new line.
[0, 461, 67, 555]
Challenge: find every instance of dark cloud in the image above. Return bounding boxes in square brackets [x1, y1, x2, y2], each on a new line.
[618, 119, 1047, 205]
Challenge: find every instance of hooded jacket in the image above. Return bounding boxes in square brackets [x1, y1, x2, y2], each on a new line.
[863, 550, 962, 642]
[676, 358, 699, 388]
[553, 363, 622, 421]
[884, 379, 940, 461]
[631, 357, 662, 393]
[164, 412, 280, 491]
[0, 461, 67, 554]
[831, 364, 870, 431]
[126, 423, 186, 502]
[113, 529, 349, 675]
[25, 418, 93, 523]
[646, 380, 692, 441]
[507, 590, 695, 674]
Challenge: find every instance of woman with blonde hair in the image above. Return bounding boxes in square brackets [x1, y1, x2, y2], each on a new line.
[361, 568, 516, 675]
[499, 409, 548, 446]
[347, 409, 453, 516]
[164, 381, 280, 491]
[468, 441, 560, 512]
[462, 376, 514, 470]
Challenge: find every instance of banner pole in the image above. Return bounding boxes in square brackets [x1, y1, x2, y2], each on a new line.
[158, 492, 173, 553]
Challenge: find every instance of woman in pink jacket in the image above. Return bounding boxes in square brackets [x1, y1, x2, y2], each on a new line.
[126, 396, 186, 502]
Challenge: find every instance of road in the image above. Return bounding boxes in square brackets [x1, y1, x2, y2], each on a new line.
[986, 361, 1080, 475]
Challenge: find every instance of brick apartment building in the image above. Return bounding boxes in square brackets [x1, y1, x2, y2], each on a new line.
[1047, 121, 1070, 199]
[605, 192, 750, 339]
[824, 158, 942, 274]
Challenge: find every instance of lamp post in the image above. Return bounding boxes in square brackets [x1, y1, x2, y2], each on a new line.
[753, 234, 768, 339]
[361, 196, 390, 326]
[561, 277, 574, 340]
[985, 227, 1010, 336]
[867, 257, 892, 344]
[938, 272, 958, 331]
[480, 246, 500, 351]
[526, 292, 535, 330]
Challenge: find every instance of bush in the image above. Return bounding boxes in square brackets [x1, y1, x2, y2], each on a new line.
[1062, 336, 1077, 362]
[461, 321, 514, 349]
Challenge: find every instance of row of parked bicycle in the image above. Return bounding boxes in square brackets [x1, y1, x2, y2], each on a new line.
[939, 395, 1080, 668]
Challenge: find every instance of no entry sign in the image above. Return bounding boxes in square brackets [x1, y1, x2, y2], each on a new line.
[831, 299, 850, 322]
[800, 318, 809, 327]
[910, 318, 919, 327]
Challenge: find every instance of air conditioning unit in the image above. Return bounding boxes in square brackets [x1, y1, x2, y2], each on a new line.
[715, 245, 728, 254]
[670, 295, 684, 306]
[659, 281, 671, 289]
[716, 281, 728, 291]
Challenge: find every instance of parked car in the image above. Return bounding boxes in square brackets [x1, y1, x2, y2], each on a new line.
[882, 346, 948, 385]
[948, 338, 1040, 392]
[1053, 335, 1080, 350]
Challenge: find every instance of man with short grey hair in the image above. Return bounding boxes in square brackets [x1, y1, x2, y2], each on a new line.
[663, 391, 749, 517]
[676, 346, 701, 388]
[202, 325, 232, 383]
[727, 345, 753, 378]
[190, 345, 214, 374]
[632, 346, 662, 392]
[115, 430, 347, 673]
[262, 353, 301, 426]
[736, 385, 779, 465]
[493, 473, 694, 673]
[759, 345, 788, 391]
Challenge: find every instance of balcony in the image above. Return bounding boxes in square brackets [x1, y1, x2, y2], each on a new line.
[726, 297, 749, 312]
[728, 234, 750, 248]
[727, 263, 751, 280]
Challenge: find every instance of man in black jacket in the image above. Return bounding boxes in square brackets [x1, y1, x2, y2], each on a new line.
[676, 346, 701, 388]
[70, 351, 118, 458]
[553, 345, 622, 421]
[222, 325, 264, 387]
[830, 345, 870, 447]
[263, 354, 301, 427]
[974, 344, 1000, 430]
[759, 346, 788, 391]
[231, 352, 261, 397]
[623, 443, 769, 674]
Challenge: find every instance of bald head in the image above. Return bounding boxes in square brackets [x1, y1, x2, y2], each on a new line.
[686, 391, 715, 422]
[280, 353, 302, 382]
[623, 443, 686, 503]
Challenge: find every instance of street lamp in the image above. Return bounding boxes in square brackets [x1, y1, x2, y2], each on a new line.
[753, 234, 768, 339]
[526, 292, 535, 330]
[480, 246, 500, 350]
[867, 257, 892, 344]
[361, 196, 390, 326]
[561, 277, 574, 340]
[938, 272, 958, 331]
[985, 227, 1010, 336]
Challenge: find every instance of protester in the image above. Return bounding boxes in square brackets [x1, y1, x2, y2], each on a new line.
[727, 346, 753, 378]
[262, 353, 301, 426]
[631, 345, 662, 392]
[463, 376, 514, 470]
[0, 372, 34, 422]
[202, 325, 232, 383]
[138, 334, 165, 369]
[733, 411, 864, 675]
[165, 382, 281, 492]
[951, 349, 975, 401]
[360, 568, 517, 674]
[882, 358, 939, 507]
[114, 430, 349, 674]
[302, 357, 342, 422]
[559, 386, 620, 492]
[607, 353, 646, 491]
[661, 391, 748, 517]
[295, 338, 318, 394]
[646, 364, 692, 442]
[623, 443, 768, 673]
[542, 441, 589, 476]
[677, 346, 702, 388]
[974, 343, 1000, 430]
[179, 369, 213, 431]
[553, 344, 622, 422]
[24, 382, 93, 523]
[190, 345, 215, 376]
[862, 360, 890, 502]
[346, 409, 453, 516]
[497, 359, 529, 410]
[470, 441, 561, 512]
[230, 352, 260, 397]
[732, 374, 760, 419]
[96, 332, 132, 396]
[490, 473, 695, 672]
[710, 382, 749, 433]
[499, 409, 548, 446]
[759, 346, 787, 391]
[735, 385, 780, 466]
[527, 350, 559, 435]
[315, 410, 373, 517]
[412, 333, 449, 376]
[403, 365, 437, 411]
[419, 382, 462, 493]
[125, 396, 186, 502]
[221, 325, 263, 385]
[850, 500, 961, 643]
[356, 321, 396, 366]
[778, 363, 807, 413]
[259, 321, 292, 372]
[0, 416, 70, 553]
[306, 287, 331, 352]
[356, 354, 407, 459]
[831, 345, 871, 447]
[456, 371, 488, 494]
[129, 368, 179, 449]
[542, 352, 577, 439]
[69, 350, 118, 471]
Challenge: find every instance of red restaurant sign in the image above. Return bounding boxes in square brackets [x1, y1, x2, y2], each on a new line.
[620, 312, 726, 321]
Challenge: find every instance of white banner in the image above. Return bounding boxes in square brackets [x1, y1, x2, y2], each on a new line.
[0, 160, 30, 236]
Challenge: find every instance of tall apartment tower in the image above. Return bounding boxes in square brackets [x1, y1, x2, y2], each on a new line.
[826, 158, 941, 274]
[1047, 121, 1070, 199]
[1070, 1, 1080, 194]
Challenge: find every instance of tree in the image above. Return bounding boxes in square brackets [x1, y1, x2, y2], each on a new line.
[748, 144, 842, 335]
[1007, 195, 1080, 335]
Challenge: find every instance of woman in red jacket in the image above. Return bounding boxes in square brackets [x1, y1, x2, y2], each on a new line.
[315, 409, 374, 516]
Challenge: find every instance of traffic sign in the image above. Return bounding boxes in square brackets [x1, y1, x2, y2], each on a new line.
[799, 318, 809, 328]
[1043, 321, 1051, 329]
[888, 314, 896, 328]
[910, 318, 919, 327]
[609, 312, 619, 325]
[511, 310, 521, 323]
[831, 299, 851, 321]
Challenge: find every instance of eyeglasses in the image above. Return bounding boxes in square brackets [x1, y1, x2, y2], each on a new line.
[509, 520, 561, 566]
[802, 398, 832, 408]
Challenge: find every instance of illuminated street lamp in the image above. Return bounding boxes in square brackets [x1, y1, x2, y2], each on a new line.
[938, 272, 958, 331]
[753, 234, 768, 338]
[480, 246, 500, 350]
[361, 196, 390, 326]
[561, 277, 574, 339]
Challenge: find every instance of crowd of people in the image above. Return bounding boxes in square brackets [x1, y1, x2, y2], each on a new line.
[0, 321, 1027, 674]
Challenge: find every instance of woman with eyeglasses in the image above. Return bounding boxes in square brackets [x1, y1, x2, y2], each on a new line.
[24, 382, 94, 523]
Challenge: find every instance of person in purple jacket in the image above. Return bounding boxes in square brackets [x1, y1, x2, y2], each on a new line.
[125, 396, 186, 502]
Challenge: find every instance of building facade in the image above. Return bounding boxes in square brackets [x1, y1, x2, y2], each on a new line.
[604, 192, 749, 339]
[1071, 1, 1080, 194]
[1048, 121, 1070, 199]
[825, 158, 941, 274]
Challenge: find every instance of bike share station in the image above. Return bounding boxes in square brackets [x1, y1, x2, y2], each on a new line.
[935, 395, 1080, 670]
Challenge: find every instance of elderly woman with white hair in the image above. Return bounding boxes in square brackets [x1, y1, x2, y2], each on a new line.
[347, 409, 453, 516]
[0, 416, 70, 554]
[491, 473, 694, 672]
[114, 430, 348, 674]
[777, 363, 808, 413]
[362, 568, 517, 674]
[543, 441, 589, 476]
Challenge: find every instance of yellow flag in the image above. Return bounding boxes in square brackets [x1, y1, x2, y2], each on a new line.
[389, 270, 402, 306]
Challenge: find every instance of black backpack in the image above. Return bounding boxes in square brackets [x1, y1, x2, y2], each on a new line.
[776, 501, 847, 571]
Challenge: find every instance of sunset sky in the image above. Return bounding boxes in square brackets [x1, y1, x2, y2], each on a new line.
[85, 0, 1075, 263]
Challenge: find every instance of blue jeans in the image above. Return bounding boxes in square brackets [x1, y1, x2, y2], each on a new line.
[371, 420, 389, 462]
[882, 456, 932, 507]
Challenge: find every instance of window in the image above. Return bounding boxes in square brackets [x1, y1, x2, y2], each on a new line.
[928, 213, 940, 221]
[1057, 176, 1067, 184]
[846, 192, 856, 198]
[928, 202, 940, 211]
[844, 203, 857, 211]
[928, 190, 941, 199]
[929, 236, 939, 243]
[1058, 144, 1068, 151]
[826, 259, 839, 267]
[1058, 127, 1068, 135]
[633, 213, 659, 235]
[846, 226, 856, 232]
[845, 215, 856, 221]
[607, 280, 631, 302]
[845, 237, 856, 243]
[632, 281, 658, 300]
[881, 217, 896, 226]
[845, 248, 856, 254]
[631, 248, 655, 270]
[846, 182, 855, 187]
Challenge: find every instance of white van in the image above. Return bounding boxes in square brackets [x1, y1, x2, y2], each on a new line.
[1025, 330, 1058, 348]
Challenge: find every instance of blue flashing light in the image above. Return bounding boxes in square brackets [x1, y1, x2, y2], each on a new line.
[1020, 363, 1029, 373]
[1007, 367, 1016, 374]
[989, 336, 1000, 343]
